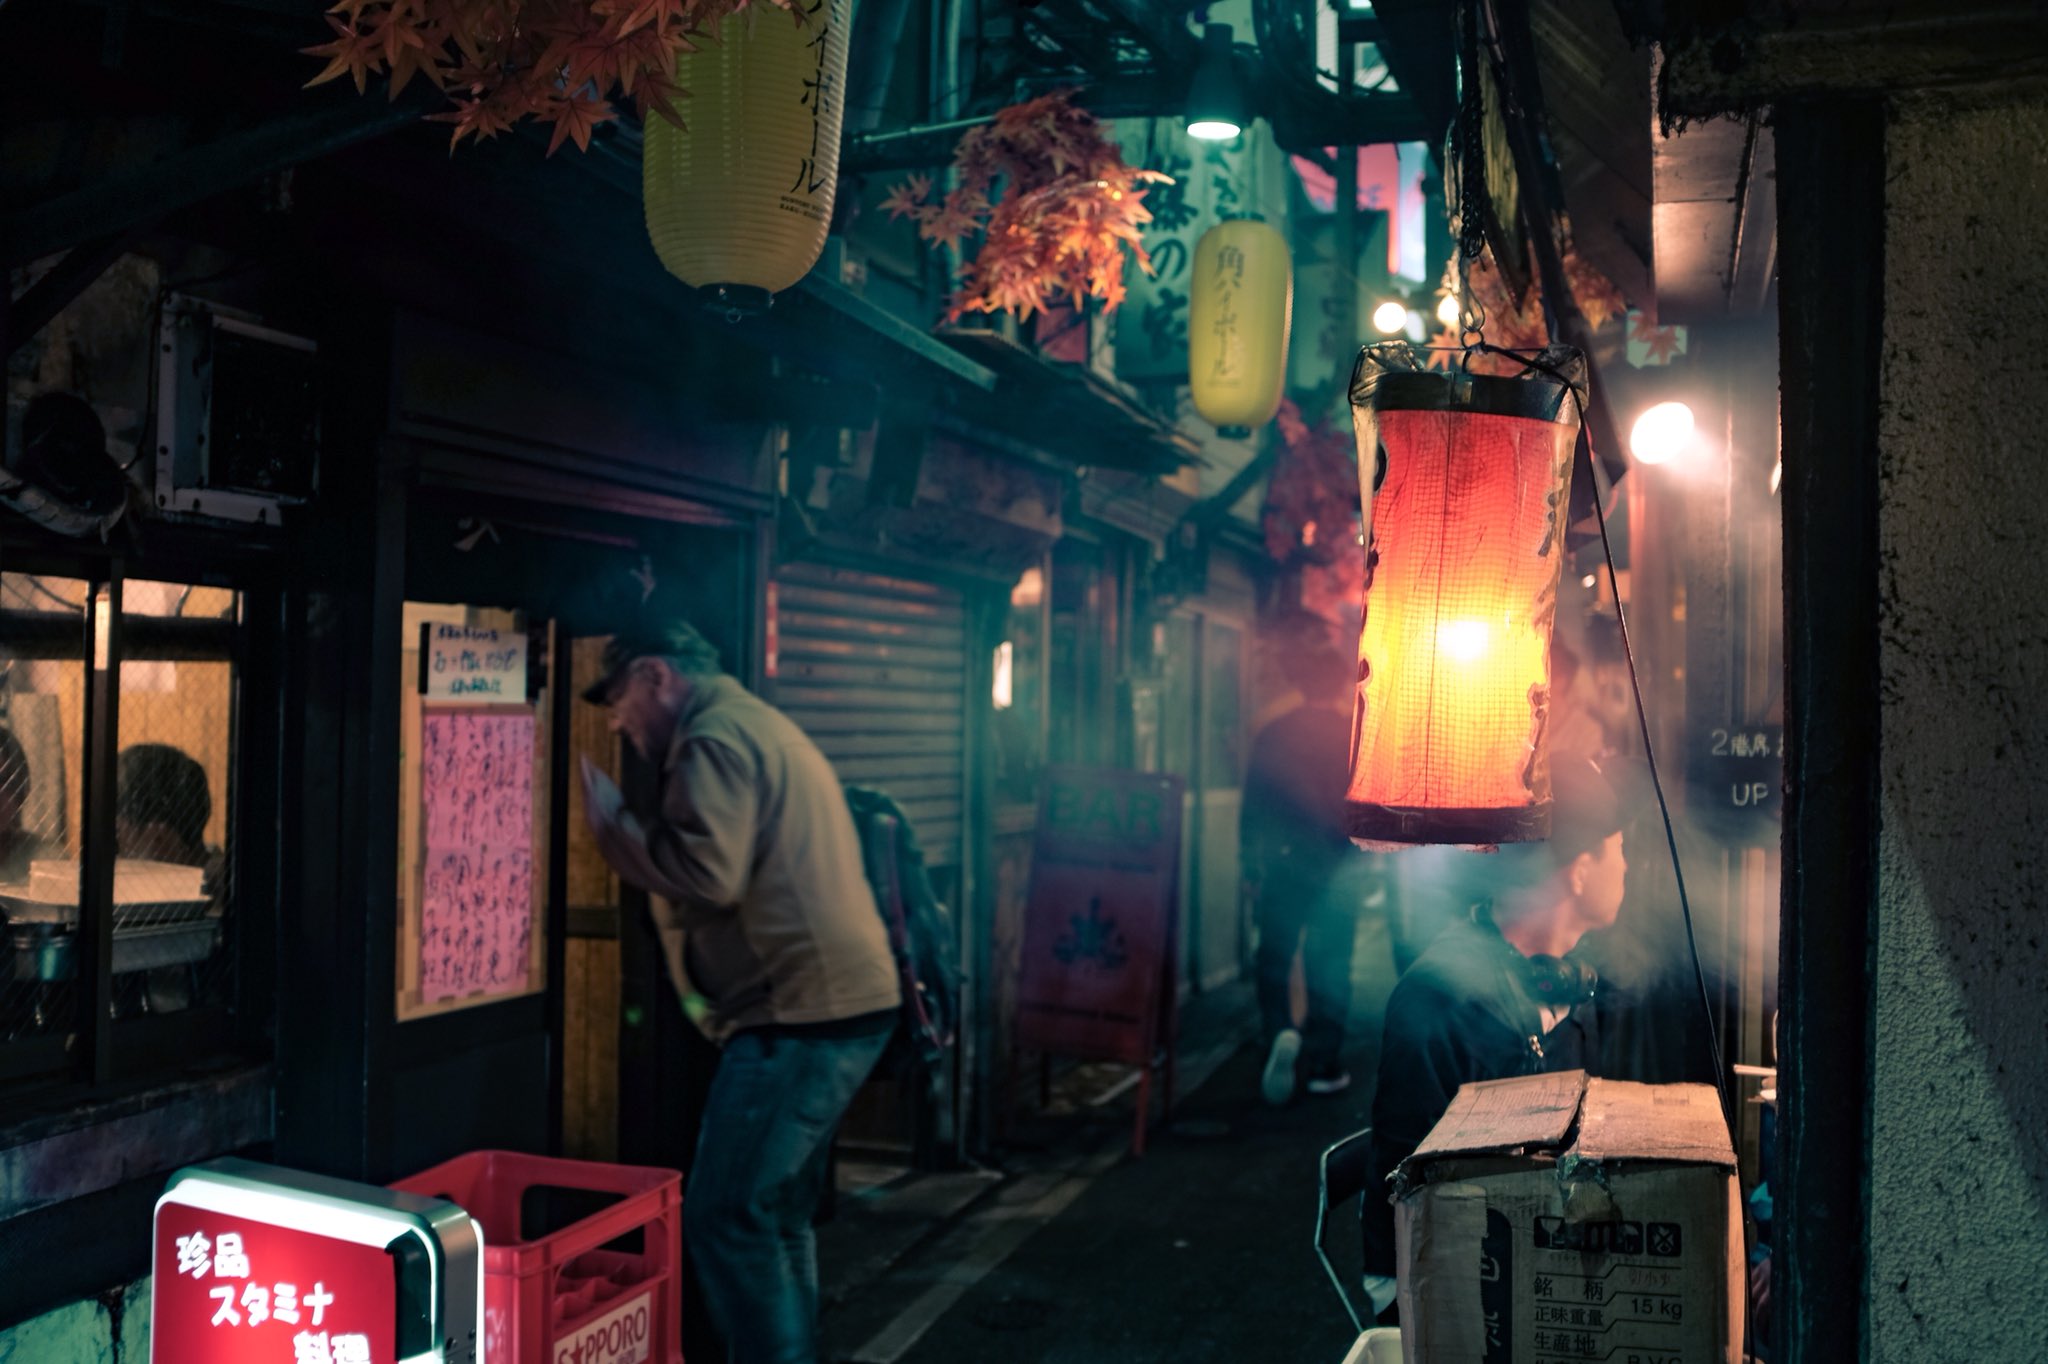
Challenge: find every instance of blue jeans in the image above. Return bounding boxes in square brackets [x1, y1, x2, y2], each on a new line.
[685, 1025, 892, 1364]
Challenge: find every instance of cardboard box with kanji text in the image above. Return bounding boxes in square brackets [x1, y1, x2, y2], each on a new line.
[1393, 1071, 1743, 1364]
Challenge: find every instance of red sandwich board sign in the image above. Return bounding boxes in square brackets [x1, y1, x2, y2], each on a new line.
[1015, 765, 1185, 1153]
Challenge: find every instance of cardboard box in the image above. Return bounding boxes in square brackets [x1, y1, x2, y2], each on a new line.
[1393, 1071, 1742, 1364]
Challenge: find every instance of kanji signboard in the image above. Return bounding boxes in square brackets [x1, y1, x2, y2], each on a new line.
[154, 1204, 397, 1363]
[152, 1158, 483, 1364]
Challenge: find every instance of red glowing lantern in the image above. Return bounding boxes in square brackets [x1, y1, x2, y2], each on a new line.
[1344, 343, 1586, 847]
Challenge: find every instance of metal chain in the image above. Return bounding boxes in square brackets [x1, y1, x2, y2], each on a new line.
[1452, 0, 1488, 346]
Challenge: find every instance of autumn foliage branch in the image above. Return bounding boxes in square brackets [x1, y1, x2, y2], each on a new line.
[1422, 243, 1625, 371]
[303, 0, 797, 153]
[882, 92, 1169, 323]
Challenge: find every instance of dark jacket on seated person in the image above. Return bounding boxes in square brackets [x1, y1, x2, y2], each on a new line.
[1360, 909, 1600, 1278]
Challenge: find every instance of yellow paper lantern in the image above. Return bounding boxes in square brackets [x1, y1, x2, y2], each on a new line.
[643, 0, 852, 311]
[1188, 219, 1292, 437]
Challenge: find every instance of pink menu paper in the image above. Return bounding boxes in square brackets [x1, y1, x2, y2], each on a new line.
[419, 708, 536, 1003]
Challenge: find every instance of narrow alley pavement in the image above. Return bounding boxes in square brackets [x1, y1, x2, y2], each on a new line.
[818, 916, 1404, 1364]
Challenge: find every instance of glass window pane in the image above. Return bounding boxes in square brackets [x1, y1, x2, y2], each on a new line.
[0, 575, 90, 1059]
[114, 579, 240, 1020]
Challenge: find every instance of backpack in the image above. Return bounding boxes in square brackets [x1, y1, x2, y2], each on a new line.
[845, 785, 962, 1070]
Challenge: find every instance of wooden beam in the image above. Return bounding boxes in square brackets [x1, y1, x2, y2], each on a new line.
[2, 92, 430, 266]
[5, 224, 151, 353]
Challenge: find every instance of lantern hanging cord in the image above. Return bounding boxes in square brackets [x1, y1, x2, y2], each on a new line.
[1573, 399, 1730, 1111]
[1487, 346, 1729, 1108]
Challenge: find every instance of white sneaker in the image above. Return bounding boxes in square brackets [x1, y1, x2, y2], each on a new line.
[1261, 1028, 1302, 1106]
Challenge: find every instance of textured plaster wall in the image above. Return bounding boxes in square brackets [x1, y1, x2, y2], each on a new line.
[1872, 88, 2048, 1358]
[0, 1278, 149, 1362]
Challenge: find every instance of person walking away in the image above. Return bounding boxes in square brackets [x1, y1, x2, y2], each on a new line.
[1242, 642, 1377, 1105]
[580, 622, 899, 1364]
[1360, 758, 1629, 1322]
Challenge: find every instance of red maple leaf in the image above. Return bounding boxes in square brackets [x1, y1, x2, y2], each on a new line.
[546, 88, 616, 154]
[302, 15, 385, 94]
[880, 173, 934, 222]
[306, 0, 766, 149]
[912, 90, 1164, 321]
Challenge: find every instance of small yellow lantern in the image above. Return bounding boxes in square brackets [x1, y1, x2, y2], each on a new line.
[1188, 218, 1292, 437]
[643, 0, 852, 311]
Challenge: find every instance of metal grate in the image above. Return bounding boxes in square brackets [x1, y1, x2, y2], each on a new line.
[115, 581, 239, 1021]
[0, 575, 240, 1067]
[0, 574, 88, 1052]
[772, 562, 968, 867]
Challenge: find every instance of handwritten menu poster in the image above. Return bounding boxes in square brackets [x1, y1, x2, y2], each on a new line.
[419, 708, 536, 1003]
[422, 623, 528, 702]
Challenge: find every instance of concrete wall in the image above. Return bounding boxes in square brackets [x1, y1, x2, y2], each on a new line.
[1872, 87, 2048, 1358]
[0, 1279, 148, 1363]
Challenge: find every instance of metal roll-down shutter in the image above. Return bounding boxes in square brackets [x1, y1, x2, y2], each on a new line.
[771, 562, 967, 868]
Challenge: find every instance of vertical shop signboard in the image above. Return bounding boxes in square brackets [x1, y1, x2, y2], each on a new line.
[1016, 766, 1185, 1066]
[152, 1158, 482, 1364]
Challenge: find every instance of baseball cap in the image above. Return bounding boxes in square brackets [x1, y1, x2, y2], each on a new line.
[579, 621, 721, 705]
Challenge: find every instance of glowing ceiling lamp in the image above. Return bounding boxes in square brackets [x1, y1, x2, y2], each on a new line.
[1345, 342, 1587, 848]
[1185, 24, 1248, 141]
[1629, 401, 1695, 465]
[1371, 301, 1409, 335]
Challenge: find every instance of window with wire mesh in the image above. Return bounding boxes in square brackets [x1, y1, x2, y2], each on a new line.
[116, 580, 239, 1022]
[0, 574, 241, 1071]
[0, 574, 88, 1050]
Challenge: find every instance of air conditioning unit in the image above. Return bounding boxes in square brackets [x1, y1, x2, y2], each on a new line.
[155, 295, 319, 524]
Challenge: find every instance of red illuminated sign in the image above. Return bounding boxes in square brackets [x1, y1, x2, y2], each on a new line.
[152, 1202, 398, 1364]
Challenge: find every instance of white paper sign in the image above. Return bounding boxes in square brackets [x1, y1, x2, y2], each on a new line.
[422, 624, 527, 702]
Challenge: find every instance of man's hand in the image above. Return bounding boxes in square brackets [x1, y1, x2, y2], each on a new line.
[580, 757, 690, 902]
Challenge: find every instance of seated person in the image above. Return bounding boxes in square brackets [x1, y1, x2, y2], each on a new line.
[1360, 758, 1628, 1320]
[0, 725, 44, 884]
[115, 743, 220, 888]
[115, 743, 223, 1014]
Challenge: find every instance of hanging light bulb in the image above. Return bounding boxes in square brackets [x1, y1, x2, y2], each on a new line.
[1629, 401, 1696, 465]
[1372, 301, 1409, 335]
[1437, 294, 1461, 328]
[1185, 24, 1248, 140]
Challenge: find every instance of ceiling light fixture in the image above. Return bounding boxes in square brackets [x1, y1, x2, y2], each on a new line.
[1185, 24, 1248, 141]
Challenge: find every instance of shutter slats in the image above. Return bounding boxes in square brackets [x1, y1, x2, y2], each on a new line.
[774, 563, 967, 867]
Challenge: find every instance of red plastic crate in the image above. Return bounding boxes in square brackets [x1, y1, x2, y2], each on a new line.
[392, 1150, 682, 1364]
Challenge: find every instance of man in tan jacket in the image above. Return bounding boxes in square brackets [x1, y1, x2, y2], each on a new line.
[582, 621, 897, 1364]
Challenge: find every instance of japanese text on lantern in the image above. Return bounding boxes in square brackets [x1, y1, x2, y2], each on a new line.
[419, 709, 535, 1003]
[1209, 244, 1245, 381]
[789, 0, 837, 210]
